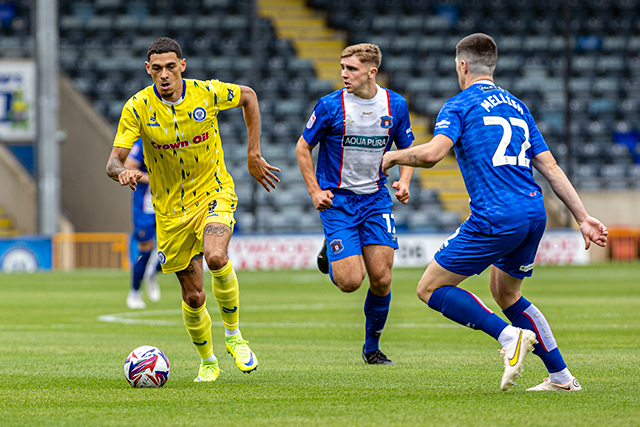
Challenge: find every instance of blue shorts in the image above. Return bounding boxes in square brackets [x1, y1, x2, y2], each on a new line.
[434, 218, 546, 279]
[319, 188, 398, 262]
[133, 214, 156, 243]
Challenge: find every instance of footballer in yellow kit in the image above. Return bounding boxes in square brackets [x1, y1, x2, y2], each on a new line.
[106, 37, 280, 382]
[114, 77, 241, 273]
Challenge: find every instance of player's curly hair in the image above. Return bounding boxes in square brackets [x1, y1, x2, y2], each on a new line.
[456, 33, 497, 76]
[341, 43, 382, 68]
[147, 37, 183, 61]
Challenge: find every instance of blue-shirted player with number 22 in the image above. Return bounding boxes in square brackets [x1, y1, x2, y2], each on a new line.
[382, 33, 608, 391]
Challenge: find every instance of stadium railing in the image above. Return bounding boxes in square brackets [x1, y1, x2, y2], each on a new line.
[52, 233, 128, 270]
[606, 227, 640, 261]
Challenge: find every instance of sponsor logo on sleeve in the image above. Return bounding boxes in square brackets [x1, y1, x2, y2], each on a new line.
[306, 110, 317, 129]
[434, 119, 451, 129]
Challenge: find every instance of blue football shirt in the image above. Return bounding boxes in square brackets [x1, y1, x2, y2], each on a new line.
[302, 86, 414, 195]
[130, 138, 155, 227]
[434, 80, 549, 233]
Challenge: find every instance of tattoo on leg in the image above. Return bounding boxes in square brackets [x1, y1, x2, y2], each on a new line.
[204, 223, 230, 238]
[176, 263, 197, 277]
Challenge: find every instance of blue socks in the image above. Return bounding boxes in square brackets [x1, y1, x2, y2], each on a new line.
[503, 296, 567, 373]
[132, 250, 151, 291]
[428, 286, 508, 339]
[364, 289, 391, 353]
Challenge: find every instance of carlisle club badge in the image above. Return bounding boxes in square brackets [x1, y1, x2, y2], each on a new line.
[328, 239, 344, 255]
[380, 116, 393, 129]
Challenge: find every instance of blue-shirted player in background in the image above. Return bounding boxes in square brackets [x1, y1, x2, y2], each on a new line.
[382, 33, 608, 390]
[296, 43, 415, 365]
[125, 138, 162, 309]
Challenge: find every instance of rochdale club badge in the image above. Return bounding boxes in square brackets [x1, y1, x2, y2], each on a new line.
[193, 107, 206, 122]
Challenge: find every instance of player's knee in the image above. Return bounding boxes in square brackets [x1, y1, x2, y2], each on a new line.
[416, 282, 434, 304]
[204, 251, 228, 272]
[369, 274, 392, 295]
[335, 277, 362, 293]
[183, 290, 206, 309]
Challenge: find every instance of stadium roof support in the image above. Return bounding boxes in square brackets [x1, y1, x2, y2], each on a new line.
[35, 0, 60, 234]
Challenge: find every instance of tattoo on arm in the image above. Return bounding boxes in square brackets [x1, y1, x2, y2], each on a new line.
[407, 153, 418, 166]
[204, 223, 231, 238]
[107, 157, 127, 181]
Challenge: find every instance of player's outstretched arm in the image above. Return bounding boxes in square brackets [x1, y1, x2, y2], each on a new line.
[382, 134, 453, 175]
[237, 85, 280, 192]
[295, 136, 334, 211]
[106, 146, 143, 191]
[392, 163, 414, 204]
[532, 150, 608, 249]
[124, 156, 149, 185]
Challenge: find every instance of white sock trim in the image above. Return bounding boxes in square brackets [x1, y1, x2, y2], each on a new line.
[225, 328, 240, 337]
[497, 325, 521, 348]
[549, 368, 572, 384]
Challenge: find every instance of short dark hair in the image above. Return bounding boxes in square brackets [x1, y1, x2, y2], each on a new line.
[456, 33, 497, 75]
[147, 37, 183, 62]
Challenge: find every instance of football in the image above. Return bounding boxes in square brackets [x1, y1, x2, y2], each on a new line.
[124, 345, 170, 388]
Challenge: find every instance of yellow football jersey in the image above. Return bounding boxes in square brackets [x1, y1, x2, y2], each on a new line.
[114, 79, 241, 218]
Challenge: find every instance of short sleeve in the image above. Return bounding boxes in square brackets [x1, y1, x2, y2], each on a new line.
[392, 98, 414, 149]
[207, 79, 241, 111]
[433, 99, 464, 144]
[113, 99, 141, 149]
[301, 99, 331, 147]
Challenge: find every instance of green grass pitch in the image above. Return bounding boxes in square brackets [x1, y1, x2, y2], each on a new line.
[0, 264, 639, 426]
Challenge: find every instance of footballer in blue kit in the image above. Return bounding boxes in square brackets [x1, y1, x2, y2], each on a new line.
[125, 138, 162, 309]
[382, 34, 608, 391]
[296, 43, 415, 365]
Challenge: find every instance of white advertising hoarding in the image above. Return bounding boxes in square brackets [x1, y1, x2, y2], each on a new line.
[228, 230, 589, 271]
[0, 59, 36, 142]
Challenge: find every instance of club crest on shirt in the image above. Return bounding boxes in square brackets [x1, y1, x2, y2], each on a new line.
[227, 88, 234, 102]
[328, 239, 344, 255]
[380, 115, 393, 129]
[208, 200, 218, 214]
[193, 107, 206, 122]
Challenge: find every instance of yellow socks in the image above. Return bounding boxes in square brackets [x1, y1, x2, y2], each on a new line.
[182, 301, 214, 360]
[210, 261, 240, 331]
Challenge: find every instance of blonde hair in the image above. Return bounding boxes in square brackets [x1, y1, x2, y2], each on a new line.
[341, 43, 381, 68]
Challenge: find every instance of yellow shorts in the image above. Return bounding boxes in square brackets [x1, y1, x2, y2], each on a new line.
[156, 191, 237, 273]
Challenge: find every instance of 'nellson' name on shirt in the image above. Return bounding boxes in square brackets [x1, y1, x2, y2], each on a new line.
[480, 92, 524, 115]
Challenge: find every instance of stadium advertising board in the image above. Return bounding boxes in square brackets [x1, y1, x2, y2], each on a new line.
[0, 237, 52, 272]
[0, 59, 36, 142]
[227, 230, 588, 271]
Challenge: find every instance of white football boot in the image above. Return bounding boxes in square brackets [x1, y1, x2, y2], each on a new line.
[527, 377, 582, 391]
[126, 289, 146, 309]
[500, 328, 538, 391]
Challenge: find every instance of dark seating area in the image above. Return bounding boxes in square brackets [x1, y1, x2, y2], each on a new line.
[312, 0, 640, 189]
[1, 0, 639, 234]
